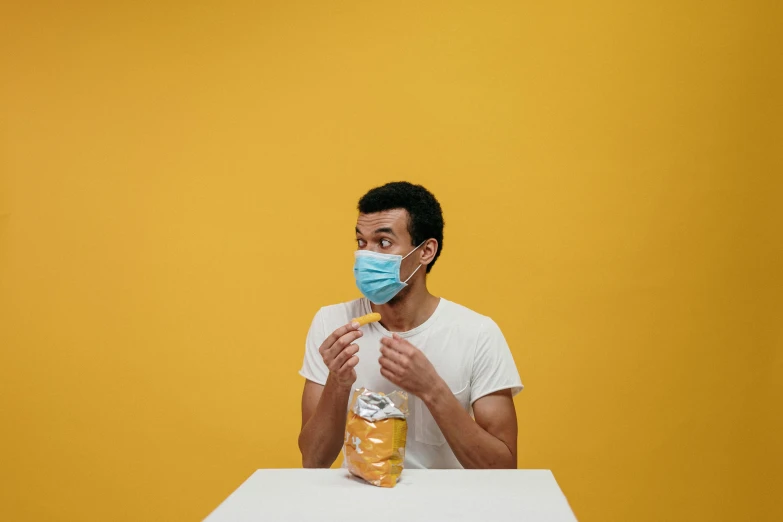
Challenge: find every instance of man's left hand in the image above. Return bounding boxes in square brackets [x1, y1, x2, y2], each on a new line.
[379, 333, 443, 400]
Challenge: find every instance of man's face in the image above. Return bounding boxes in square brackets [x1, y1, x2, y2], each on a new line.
[355, 209, 428, 303]
[355, 209, 414, 256]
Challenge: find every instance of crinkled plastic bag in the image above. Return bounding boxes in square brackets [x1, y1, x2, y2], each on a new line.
[344, 388, 409, 488]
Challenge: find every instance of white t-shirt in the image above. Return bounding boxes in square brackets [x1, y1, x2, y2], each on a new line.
[299, 297, 523, 469]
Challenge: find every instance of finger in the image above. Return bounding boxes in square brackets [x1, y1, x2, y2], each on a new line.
[378, 355, 404, 375]
[381, 335, 412, 356]
[324, 329, 363, 359]
[341, 355, 360, 371]
[318, 322, 361, 356]
[391, 333, 417, 353]
[380, 335, 403, 350]
[380, 368, 399, 384]
[379, 345, 407, 366]
[330, 344, 360, 371]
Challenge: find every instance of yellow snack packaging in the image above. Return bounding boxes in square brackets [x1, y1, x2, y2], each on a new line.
[343, 388, 409, 488]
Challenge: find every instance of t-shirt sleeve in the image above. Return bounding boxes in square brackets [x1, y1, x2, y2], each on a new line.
[470, 318, 524, 404]
[299, 308, 329, 385]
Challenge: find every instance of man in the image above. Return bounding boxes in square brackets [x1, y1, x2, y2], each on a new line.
[298, 181, 523, 469]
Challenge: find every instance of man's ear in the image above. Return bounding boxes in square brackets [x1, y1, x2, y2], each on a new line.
[420, 238, 439, 267]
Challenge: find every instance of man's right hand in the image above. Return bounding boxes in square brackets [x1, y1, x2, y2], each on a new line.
[318, 322, 363, 388]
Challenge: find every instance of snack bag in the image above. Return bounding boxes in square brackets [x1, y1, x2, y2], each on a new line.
[344, 388, 409, 487]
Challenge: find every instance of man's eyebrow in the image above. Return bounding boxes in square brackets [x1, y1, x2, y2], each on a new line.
[374, 227, 396, 237]
[355, 226, 397, 237]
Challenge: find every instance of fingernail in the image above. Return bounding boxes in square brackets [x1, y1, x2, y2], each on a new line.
[351, 321, 360, 329]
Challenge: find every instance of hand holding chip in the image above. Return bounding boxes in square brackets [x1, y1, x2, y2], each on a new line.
[318, 313, 383, 388]
[318, 322, 363, 388]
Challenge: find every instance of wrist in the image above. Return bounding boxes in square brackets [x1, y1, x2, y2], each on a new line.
[420, 376, 449, 406]
[326, 373, 355, 393]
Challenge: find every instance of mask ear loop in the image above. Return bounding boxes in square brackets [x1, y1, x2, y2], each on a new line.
[402, 240, 427, 260]
[402, 262, 423, 284]
[401, 240, 428, 283]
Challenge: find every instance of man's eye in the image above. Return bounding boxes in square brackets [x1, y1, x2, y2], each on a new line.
[380, 239, 391, 248]
[357, 239, 366, 248]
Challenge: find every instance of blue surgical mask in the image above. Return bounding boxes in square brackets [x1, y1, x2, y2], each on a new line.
[353, 242, 425, 305]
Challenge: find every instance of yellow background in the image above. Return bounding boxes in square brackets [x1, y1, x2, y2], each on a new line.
[1, 1, 781, 521]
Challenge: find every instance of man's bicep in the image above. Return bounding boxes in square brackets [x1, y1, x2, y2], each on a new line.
[301, 379, 325, 429]
[472, 389, 518, 459]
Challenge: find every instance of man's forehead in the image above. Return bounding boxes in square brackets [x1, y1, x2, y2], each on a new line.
[356, 209, 409, 232]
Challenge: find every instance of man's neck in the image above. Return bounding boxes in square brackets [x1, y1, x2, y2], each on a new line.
[371, 285, 440, 333]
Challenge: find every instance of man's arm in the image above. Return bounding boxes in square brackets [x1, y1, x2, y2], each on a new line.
[422, 386, 517, 469]
[379, 333, 518, 469]
[298, 322, 363, 468]
[298, 378, 352, 468]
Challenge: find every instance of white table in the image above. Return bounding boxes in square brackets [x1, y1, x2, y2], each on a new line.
[204, 469, 578, 521]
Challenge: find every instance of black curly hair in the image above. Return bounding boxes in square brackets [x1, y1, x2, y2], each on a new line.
[357, 182, 444, 273]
